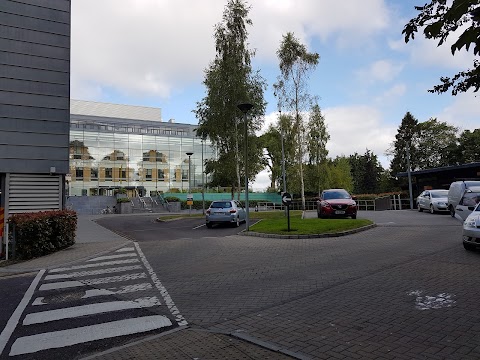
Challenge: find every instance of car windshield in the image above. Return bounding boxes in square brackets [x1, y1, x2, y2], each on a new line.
[323, 191, 351, 200]
[210, 201, 232, 208]
[461, 192, 480, 207]
[431, 190, 448, 198]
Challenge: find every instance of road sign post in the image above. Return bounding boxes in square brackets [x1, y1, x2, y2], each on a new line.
[282, 192, 292, 232]
[187, 194, 193, 215]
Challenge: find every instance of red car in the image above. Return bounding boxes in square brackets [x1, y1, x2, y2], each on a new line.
[317, 189, 357, 219]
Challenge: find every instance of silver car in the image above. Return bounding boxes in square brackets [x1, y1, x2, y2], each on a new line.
[462, 202, 480, 251]
[206, 200, 246, 228]
[417, 189, 449, 214]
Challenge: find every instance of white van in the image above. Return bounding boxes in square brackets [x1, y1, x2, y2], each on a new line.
[448, 181, 480, 220]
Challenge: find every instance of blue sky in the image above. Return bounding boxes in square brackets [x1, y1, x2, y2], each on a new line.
[71, 0, 479, 190]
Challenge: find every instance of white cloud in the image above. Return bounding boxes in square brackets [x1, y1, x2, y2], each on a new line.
[356, 60, 404, 84]
[436, 92, 480, 132]
[374, 83, 407, 103]
[323, 105, 396, 168]
[72, 0, 391, 100]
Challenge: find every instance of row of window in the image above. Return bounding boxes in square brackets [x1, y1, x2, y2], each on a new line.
[73, 168, 189, 181]
[71, 122, 189, 136]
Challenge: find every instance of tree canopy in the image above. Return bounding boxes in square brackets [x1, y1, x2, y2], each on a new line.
[403, 0, 480, 95]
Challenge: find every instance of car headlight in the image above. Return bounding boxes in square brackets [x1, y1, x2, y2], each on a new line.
[464, 218, 477, 228]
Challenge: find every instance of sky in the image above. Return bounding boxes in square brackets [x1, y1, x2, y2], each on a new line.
[71, 0, 479, 191]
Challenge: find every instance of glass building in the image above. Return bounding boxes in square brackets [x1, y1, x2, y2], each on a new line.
[69, 100, 213, 197]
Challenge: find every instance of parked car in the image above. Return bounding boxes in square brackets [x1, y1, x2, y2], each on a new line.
[448, 180, 480, 218]
[462, 202, 480, 251]
[317, 189, 357, 219]
[454, 187, 480, 221]
[206, 200, 246, 228]
[416, 189, 449, 214]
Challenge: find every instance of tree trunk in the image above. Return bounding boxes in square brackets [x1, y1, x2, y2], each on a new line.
[235, 119, 241, 201]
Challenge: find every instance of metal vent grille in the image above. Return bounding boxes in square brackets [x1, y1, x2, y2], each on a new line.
[7, 174, 62, 214]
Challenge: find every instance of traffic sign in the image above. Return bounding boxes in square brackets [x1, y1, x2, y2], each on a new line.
[282, 192, 292, 205]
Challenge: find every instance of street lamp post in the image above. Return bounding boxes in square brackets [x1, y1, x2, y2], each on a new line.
[237, 102, 253, 231]
[186, 152, 193, 215]
[406, 142, 414, 210]
[201, 140, 205, 215]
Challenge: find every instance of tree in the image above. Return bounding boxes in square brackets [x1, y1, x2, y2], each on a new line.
[447, 128, 480, 164]
[305, 104, 329, 194]
[403, 1, 480, 95]
[194, 0, 266, 199]
[259, 124, 282, 190]
[324, 156, 354, 193]
[274, 32, 320, 210]
[349, 150, 383, 194]
[416, 118, 458, 168]
[387, 112, 420, 176]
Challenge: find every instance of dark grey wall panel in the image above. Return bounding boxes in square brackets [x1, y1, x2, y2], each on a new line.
[0, 0, 70, 175]
[13, 0, 70, 13]
[0, 11, 70, 35]
[0, 91, 68, 109]
[1, 158, 68, 174]
[0, 78, 69, 97]
[0, 131, 68, 147]
[0, 37, 69, 59]
[0, 24, 69, 47]
[0, 52, 69, 72]
[0, 64, 69, 84]
[0, 118, 69, 133]
[0, 104, 69, 121]
[0, 1, 70, 24]
[0, 145, 68, 160]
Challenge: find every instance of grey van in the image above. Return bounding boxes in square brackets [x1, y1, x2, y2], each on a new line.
[448, 181, 480, 220]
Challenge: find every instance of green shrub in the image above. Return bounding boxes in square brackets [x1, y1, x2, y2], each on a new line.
[9, 210, 77, 260]
[164, 196, 180, 202]
[116, 197, 131, 203]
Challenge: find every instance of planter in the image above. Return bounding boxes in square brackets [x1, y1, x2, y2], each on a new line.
[118, 202, 133, 214]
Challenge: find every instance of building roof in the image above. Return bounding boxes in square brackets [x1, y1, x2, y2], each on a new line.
[71, 99, 162, 122]
[397, 162, 480, 177]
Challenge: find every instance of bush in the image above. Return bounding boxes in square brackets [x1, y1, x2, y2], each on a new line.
[116, 197, 131, 203]
[9, 210, 77, 260]
[164, 196, 180, 202]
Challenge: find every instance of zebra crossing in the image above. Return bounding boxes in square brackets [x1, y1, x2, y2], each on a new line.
[0, 243, 187, 359]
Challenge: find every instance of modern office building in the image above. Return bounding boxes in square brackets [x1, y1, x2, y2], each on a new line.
[0, 1, 71, 217]
[69, 100, 213, 197]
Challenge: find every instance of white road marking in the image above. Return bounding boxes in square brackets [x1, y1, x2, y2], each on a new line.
[39, 273, 147, 291]
[82, 283, 153, 298]
[49, 258, 140, 273]
[87, 253, 137, 262]
[9, 315, 172, 356]
[0, 270, 45, 355]
[32, 297, 46, 306]
[45, 265, 143, 280]
[23, 296, 161, 325]
[115, 247, 135, 252]
[192, 223, 206, 229]
[134, 242, 188, 326]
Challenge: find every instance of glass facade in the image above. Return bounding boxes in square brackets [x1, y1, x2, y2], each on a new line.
[68, 118, 214, 197]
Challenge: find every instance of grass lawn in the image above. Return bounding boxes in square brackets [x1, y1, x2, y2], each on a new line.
[250, 210, 373, 235]
[158, 210, 373, 235]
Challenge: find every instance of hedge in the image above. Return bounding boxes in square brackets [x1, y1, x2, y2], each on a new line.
[9, 210, 77, 260]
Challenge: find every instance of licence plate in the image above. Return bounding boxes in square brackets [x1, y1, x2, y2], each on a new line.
[335, 210, 345, 215]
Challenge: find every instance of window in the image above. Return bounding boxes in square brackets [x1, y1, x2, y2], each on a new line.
[91, 168, 98, 180]
[120, 169, 126, 180]
[75, 167, 84, 179]
[146, 169, 152, 180]
[157, 169, 165, 181]
[105, 168, 113, 180]
[182, 169, 188, 181]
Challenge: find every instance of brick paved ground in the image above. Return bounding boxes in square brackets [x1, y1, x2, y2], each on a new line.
[134, 210, 475, 359]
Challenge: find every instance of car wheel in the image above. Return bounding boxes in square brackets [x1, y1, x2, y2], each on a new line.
[463, 242, 476, 251]
[429, 204, 435, 214]
[234, 217, 240, 227]
[449, 206, 455, 217]
[206, 222, 212, 228]
[417, 203, 423, 212]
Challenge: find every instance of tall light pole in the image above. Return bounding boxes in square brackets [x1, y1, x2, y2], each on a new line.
[405, 142, 414, 210]
[201, 140, 205, 215]
[186, 152, 193, 215]
[237, 102, 253, 231]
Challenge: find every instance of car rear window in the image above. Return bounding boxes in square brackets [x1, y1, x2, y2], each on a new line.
[461, 192, 480, 206]
[211, 201, 232, 208]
